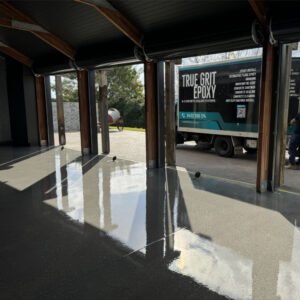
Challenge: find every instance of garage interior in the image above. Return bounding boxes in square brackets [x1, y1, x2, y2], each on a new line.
[1, 1, 300, 299]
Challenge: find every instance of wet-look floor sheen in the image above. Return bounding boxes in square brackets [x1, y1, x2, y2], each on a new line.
[0, 147, 300, 299]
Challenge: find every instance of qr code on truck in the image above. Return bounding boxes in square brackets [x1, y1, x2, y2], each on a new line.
[237, 105, 246, 118]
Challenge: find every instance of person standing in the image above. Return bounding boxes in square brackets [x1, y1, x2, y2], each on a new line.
[287, 112, 300, 169]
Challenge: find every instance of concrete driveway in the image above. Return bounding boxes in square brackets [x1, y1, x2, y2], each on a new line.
[59, 130, 299, 193]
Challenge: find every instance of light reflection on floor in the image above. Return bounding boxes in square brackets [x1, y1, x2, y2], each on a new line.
[1, 147, 300, 300]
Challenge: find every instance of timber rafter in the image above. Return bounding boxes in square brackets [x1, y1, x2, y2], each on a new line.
[75, 0, 142, 48]
[0, 40, 32, 66]
[0, 1, 75, 59]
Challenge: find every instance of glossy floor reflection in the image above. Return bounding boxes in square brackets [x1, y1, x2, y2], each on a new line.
[0, 147, 300, 299]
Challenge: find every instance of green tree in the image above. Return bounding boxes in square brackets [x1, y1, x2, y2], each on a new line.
[50, 66, 145, 128]
[96, 65, 145, 128]
[50, 73, 78, 102]
[62, 73, 78, 102]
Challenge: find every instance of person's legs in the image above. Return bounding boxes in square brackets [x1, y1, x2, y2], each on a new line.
[296, 135, 300, 164]
[297, 150, 300, 164]
[288, 135, 298, 165]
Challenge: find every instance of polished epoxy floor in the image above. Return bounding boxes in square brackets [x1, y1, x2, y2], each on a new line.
[0, 147, 300, 299]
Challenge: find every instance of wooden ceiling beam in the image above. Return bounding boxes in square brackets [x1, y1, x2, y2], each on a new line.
[75, 0, 142, 48]
[0, 1, 75, 59]
[0, 41, 32, 66]
[0, 17, 48, 33]
[248, 0, 268, 29]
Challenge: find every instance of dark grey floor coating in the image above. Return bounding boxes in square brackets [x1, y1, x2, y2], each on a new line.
[0, 147, 300, 299]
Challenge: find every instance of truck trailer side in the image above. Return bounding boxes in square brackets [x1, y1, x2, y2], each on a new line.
[177, 57, 300, 157]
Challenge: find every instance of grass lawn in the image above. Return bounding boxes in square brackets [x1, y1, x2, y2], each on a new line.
[110, 126, 145, 132]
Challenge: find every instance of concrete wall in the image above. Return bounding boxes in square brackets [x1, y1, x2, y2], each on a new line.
[0, 57, 11, 143]
[0, 56, 11, 143]
[52, 102, 80, 132]
[6, 58, 28, 145]
[5, 58, 39, 146]
[23, 68, 39, 146]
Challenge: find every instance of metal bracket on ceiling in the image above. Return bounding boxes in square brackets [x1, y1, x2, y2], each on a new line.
[134, 45, 153, 63]
[251, 20, 266, 46]
[69, 59, 83, 71]
[31, 60, 82, 77]
[268, 18, 277, 46]
[134, 36, 156, 63]
[31, 67, 41, 78]
[251, 19, 277, 46]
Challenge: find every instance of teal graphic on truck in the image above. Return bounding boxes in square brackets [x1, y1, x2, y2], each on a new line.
[177, 57, 300, 157]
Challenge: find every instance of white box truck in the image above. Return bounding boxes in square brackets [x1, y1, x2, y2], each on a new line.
[176, 57, 300, 157]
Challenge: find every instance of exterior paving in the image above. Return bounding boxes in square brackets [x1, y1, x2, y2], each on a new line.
[58, 130, 300, 193]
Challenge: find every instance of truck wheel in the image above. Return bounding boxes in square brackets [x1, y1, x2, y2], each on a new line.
[176, 132, 185, 145]
[196, 141, 212, 150]
[214, 136, 234, 157]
